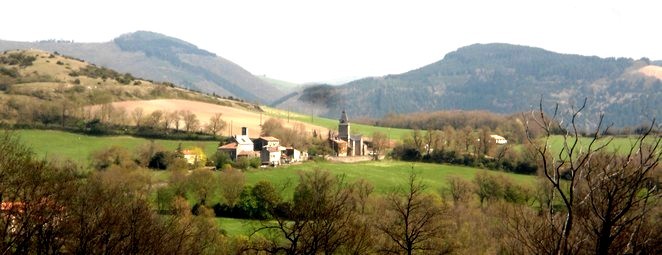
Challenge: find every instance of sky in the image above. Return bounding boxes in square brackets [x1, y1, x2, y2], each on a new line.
[2, 0, 661, 84]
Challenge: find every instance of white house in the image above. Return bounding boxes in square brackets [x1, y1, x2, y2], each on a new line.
[218, 127, 257, 160]
[490, 134, 508, 145]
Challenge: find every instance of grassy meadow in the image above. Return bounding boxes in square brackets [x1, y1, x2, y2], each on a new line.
[13, 129, 220, 167]
[243, 160, 536, 196]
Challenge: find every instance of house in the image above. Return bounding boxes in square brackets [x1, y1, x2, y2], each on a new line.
[331, 110, 366, 156]
[330, 138, 348, 157]
[261, 146, 284, 166]
[217, 127, 307, 166]
[218, 127, 258, 160]
[254, 136, 280, 151]
[490, 134, 508, 145]
[181, 149, 200, 165]
[284, 147, 303, 162]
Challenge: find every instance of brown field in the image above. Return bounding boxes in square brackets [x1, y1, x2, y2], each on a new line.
[637, 65, 662, 80]
[93, 99, 330, 136]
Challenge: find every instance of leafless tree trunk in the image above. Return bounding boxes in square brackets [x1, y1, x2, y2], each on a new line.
[512, 97, 662, 255]
[376, 171, 450, 255]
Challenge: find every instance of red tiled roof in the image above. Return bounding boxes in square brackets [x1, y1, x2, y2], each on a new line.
[219, 142, 238, 149]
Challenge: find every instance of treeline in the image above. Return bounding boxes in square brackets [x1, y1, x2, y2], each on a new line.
[0, 94, 230, 140]
[389, 128, 538, 175]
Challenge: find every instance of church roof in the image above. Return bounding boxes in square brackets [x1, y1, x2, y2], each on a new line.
[340, 110, 349, 123]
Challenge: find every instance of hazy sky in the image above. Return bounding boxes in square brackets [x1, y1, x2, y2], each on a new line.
[2, 0, 660, 83]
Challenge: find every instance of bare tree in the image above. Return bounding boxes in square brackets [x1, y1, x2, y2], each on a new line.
[508, 97, 662, 255]
[376, 171, 450, 255]
[164, 111, 180, 130]
[180, 110, 199, 133]
[445, 176, 474, 205]
[371, 131, 388, 160]
[131, 107, 144, 127]
[146, 110, 164, 129]
[207, 112, 226, 136]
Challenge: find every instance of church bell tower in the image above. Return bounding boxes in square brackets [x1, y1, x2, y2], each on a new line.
[338, 110, 350, 141]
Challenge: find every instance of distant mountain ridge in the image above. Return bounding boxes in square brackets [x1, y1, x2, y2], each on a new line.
[0, 31, 284, 103]
[278, 43, 660, 128]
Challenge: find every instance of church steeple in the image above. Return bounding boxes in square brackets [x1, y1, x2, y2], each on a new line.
[338, 109, 350, 141]
[340, 109, 349, 124]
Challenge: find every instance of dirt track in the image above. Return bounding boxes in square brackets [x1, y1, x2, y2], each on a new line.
[96, 99, 329, 136]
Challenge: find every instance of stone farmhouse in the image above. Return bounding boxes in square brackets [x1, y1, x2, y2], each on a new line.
[218, 127, 305, 166]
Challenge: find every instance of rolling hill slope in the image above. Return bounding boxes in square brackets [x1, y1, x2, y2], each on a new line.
[0, 49, 329, 139]
[0, 31, 284, 103]
[279, 43, 661, 128]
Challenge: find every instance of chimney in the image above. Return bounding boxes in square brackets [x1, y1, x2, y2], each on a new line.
[241, 127, 248, 136]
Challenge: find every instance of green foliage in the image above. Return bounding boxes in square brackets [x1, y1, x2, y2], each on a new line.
[0, 66, 19, 78]
[69, 65, 135, 84]
[212, 151, 232, 170]
[90, 145, 137, 170]
[0, 52, 36, 66]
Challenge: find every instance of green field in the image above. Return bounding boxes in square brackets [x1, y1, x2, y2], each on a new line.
[263, 106, 412, 141]
[244, 160, 536, 196]
[13, 129, 220, 167]
[546, 135, 649, 155]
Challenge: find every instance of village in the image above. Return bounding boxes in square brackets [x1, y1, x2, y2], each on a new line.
[214, 110, 376, 167]
[204, 110, 509, 167]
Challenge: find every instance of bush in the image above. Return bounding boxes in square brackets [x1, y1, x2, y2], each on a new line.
[233, 157, 252, 170]
[213, 151, 232, 170]
[249, 157, 261, 168]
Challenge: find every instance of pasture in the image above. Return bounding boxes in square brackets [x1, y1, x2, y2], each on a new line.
[13, 129, 221, 167]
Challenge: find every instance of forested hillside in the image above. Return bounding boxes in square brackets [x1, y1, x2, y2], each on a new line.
[0, 31, 284, 103]
[287, 43, 661, 128]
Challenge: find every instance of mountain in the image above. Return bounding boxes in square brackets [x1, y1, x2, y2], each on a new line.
[277, 43, 661, 128]
[0, 31, 284, 103]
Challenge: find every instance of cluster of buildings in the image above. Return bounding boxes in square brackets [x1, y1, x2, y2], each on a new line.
[218, 127, 305, 166]
[329, 110, 368, 157]
[215, 110, 509, 166]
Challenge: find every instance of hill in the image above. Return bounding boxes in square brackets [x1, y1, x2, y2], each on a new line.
[278, 43, 661, 129]
[0, 49, 260, 121]
[0, 31, 284, 103]
[0, 49, 330, 140]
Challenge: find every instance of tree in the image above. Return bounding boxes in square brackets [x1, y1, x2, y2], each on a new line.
[445, 176, 474, 205]
[376, 171, 450, 255]
[506, 98, 662, 254]
[207, 112, 226, 136]
[371, 131, 388, 160]
[219, 168, 245, 207]
[165, 111, 180, 130]
[146, 110, 164, 128]
[180, 110, 199, 132]
[473, 172, 503, 207]
[90, 145, 137, 171]
[185, 170, 219, 206]
[253, 169, 358, 254]
[131, 107, 144, 127]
